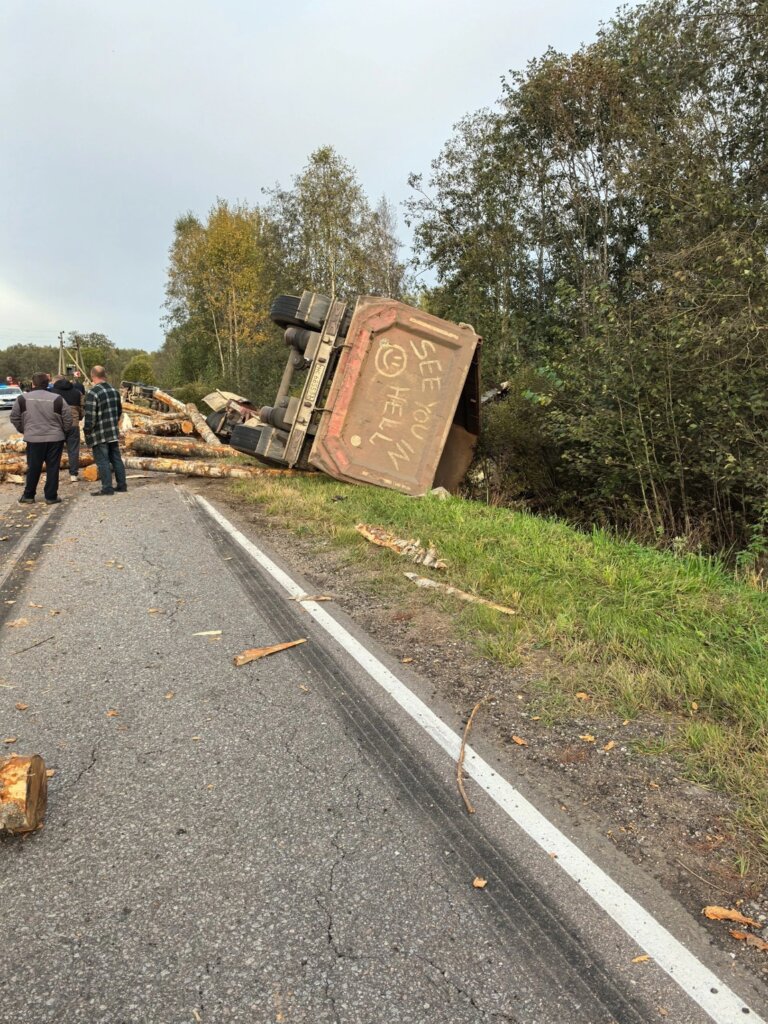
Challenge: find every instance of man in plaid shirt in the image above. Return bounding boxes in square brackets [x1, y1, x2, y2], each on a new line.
[84, 366, 127, 496]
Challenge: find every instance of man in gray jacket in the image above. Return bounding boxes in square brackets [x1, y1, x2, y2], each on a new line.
[10, 372, 74, 504]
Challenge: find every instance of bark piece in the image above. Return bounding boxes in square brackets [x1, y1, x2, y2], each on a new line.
[403, 573, 517, 615]
[0, 754, 48, 833]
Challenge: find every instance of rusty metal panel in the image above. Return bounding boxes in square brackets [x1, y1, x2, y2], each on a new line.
[309, 298, 481, 496]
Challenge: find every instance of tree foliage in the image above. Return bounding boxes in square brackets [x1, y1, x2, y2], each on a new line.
[407, 0, 768, 549]
[159, 148, 407, 403]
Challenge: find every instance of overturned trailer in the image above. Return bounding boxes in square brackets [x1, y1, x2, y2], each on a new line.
[230, 293, 481, 496]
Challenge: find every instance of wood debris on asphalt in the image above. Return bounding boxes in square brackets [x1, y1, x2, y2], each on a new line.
[233, 638, 307, 667]
[457, 695, 491, 815]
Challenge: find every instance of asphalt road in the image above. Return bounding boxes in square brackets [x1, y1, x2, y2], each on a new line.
[0, 479, 765, 1024]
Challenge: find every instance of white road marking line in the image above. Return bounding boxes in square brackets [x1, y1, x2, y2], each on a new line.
[196, 494, 763, 1024]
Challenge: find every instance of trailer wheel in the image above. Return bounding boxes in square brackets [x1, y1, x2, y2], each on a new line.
[270, 295, 306, 330]
[270, 293, 335, 331]
[229, 423, 264, 456]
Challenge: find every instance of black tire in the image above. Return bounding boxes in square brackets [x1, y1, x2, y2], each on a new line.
[270, 292, 338, 332]
[229, 423, 264, 456]
[269, 295, 305, 330]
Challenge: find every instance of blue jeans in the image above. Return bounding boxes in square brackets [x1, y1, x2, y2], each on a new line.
[92, 441, 127, 493]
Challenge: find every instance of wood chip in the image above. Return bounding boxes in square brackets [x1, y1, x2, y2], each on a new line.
[703, 906, 761, 927]
[6, 618, 29, 628]
[193, 630, 222, 637]
[472, 877, 488, 889]
[4, 737, 18, 744]
[730, 930, 768, 952]
[105, 709, 119, 718]
[233, 638, 307, 667]
[15, 702, 28, 711]
[631, 954, 651, 963]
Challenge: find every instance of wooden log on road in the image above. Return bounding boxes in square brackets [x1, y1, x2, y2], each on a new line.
[123, 433, 240, 459]
[151, 390, 220, 446]
[0, 754, 48, 833]
[185, 403, 221, 446]
[122, 455, 296, 479]
[151, 389, 188, 414]
[0, 453, 94, 475]
[122, 402, 186, 420]
[122, 414, 194, 436]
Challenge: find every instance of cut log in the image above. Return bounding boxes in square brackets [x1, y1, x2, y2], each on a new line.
[122, 402, 186, 420]
[0, 437, 27, 454]
[0, 754, 48, 833]
[122, 455, 296, 479]
[122, 415, 194, 436]
[124, 433, 241, 459]
[0, 453, 94, 475]
[184, 404, 220, 446]
[151, 391, 220, 446]
[152, 389, 187, 414]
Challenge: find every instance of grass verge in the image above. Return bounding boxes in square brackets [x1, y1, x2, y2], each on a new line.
[232, 474, 768, 849]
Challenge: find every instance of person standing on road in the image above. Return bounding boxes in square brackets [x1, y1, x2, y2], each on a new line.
[52, 375, 84, 483]
[10, 371, 73, 505]
[84, 366, 127, 497]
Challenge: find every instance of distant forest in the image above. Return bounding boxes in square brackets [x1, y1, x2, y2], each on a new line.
[7, 0, 765, 556]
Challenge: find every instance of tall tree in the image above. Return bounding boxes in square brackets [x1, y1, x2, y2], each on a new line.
[163, 200, 279, 387]
[266, 146, 406, 300]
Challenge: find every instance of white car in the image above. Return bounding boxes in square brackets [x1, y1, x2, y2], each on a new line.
[0, 386, 22, 410]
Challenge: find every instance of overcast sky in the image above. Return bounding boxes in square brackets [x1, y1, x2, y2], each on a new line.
[2, 0, 623, 352]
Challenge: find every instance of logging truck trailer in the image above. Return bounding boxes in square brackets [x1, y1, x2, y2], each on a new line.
[229, 292, 482, 497]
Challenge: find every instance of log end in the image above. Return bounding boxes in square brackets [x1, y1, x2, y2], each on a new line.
[0, 754, 48, 833]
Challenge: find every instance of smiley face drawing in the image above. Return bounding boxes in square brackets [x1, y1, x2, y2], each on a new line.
[374, 338, 408, 378]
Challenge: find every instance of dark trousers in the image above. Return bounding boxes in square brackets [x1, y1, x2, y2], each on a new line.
[24, 441, 64, 501]
[92, 441, 127, 493]
[64, 425, 81, 476]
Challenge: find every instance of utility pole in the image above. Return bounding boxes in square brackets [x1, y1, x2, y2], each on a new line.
[57, 331, 65, 376]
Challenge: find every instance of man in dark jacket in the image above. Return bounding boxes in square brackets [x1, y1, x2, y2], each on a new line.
[10, 371, 74, 504]
[51, 375, 84, 483]
[83, 365, 127, 496]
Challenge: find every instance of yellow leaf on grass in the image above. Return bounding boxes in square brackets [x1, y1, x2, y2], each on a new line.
[730, 930, 768, 952]
[603, 740, 615, 751]
[233, 638, 307, 667]
[105, 709, 119, 718]
[15, 702, 28, 711]
[575, 691, 591, 700]
[632, 954, 651, 963]
[511, 736, 528, 746]
[703, 906, 761, 927]
[472, 877, 488, 889]
[579, 734, 596, 743]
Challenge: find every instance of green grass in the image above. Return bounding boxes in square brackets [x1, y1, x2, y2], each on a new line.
[232, 474, 768, 846]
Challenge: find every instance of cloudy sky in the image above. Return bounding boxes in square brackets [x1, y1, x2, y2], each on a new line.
[2, 0, 622, 352]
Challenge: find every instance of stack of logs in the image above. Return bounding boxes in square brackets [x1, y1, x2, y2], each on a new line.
[0, 387, 290, 484]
